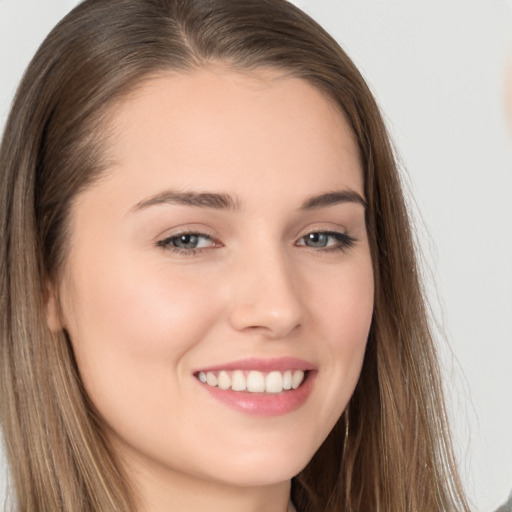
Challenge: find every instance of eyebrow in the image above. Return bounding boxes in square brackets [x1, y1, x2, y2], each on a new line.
[300, 190, 367, 210]
[132, 191, 240, 211]
[132, 189, 366, 212]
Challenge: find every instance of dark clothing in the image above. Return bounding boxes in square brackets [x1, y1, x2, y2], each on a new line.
[495, 493, 512, 512]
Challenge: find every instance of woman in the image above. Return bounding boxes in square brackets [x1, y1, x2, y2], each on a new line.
[0, 0, 470, 511]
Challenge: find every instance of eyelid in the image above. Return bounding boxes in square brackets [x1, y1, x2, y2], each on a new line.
[295, 229, 357, 251]
[154, 222, 218, 244]
[154, 225, 356, 256]
[156, 229, 222, 254]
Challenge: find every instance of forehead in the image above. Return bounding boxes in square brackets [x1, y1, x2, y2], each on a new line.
[96, 67, 363, 204]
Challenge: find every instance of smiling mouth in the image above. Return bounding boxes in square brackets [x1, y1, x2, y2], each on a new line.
[196, 369, 307, 394]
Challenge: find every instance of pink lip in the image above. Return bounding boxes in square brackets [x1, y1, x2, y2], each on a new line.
[194, 357, 317, 417]
[195, 357, 316, 373]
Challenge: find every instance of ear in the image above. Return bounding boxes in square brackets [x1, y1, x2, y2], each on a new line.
[45, 281, 64, 332]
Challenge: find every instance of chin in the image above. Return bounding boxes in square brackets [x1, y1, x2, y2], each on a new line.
[200, 445, 313, 488]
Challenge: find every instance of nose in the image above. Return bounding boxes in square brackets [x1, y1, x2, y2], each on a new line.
[228, 245, 304, 339]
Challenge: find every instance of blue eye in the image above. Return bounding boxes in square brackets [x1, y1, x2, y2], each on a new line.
[303, 232, 330, 248]
[157, 233, 215, 252]
[298, 231, 355, 251]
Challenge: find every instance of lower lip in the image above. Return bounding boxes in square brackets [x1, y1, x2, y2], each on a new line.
[198, 372, 316, 416]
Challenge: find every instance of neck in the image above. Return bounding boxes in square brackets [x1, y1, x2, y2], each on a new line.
[125, 457, 293, 512]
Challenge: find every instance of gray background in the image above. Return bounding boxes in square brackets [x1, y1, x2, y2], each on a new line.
[1, 1, 511, 510]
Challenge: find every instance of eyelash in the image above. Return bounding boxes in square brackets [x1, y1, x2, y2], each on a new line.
[156, 232, 219, 255]
[296, 230, 356, 252]
[156, 230, 356, 255]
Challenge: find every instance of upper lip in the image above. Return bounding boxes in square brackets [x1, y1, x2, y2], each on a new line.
[194, 357, 316, 373]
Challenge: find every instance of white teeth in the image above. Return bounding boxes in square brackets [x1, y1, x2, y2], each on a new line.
[265, 371, 283, 393]
[198, 369, 306, 393]
[291, 370, 304, 389]
[206, 372, 218, 387]
[247, 371, 265, 393]
[283, 370, 292, 390]
[231, 370, 246, 391]
[218, 370, 231, 390]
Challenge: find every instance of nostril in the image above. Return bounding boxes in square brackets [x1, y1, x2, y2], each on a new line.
[227, 257, 304, 336]
[228, 303, 303, 338]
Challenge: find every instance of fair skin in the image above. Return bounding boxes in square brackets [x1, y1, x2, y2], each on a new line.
[48, 68, 374, 512]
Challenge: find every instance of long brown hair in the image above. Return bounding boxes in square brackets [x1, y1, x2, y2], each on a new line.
[0, 1, 470, 511]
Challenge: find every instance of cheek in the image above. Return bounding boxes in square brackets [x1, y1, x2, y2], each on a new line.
[311, 252, 374, 344]
[61, 257, 222, 415]
[69, 259, 218, 350]
[307, 255, 374, 421]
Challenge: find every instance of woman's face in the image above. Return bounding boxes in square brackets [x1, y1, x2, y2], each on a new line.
[50, 68, 373, 493]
